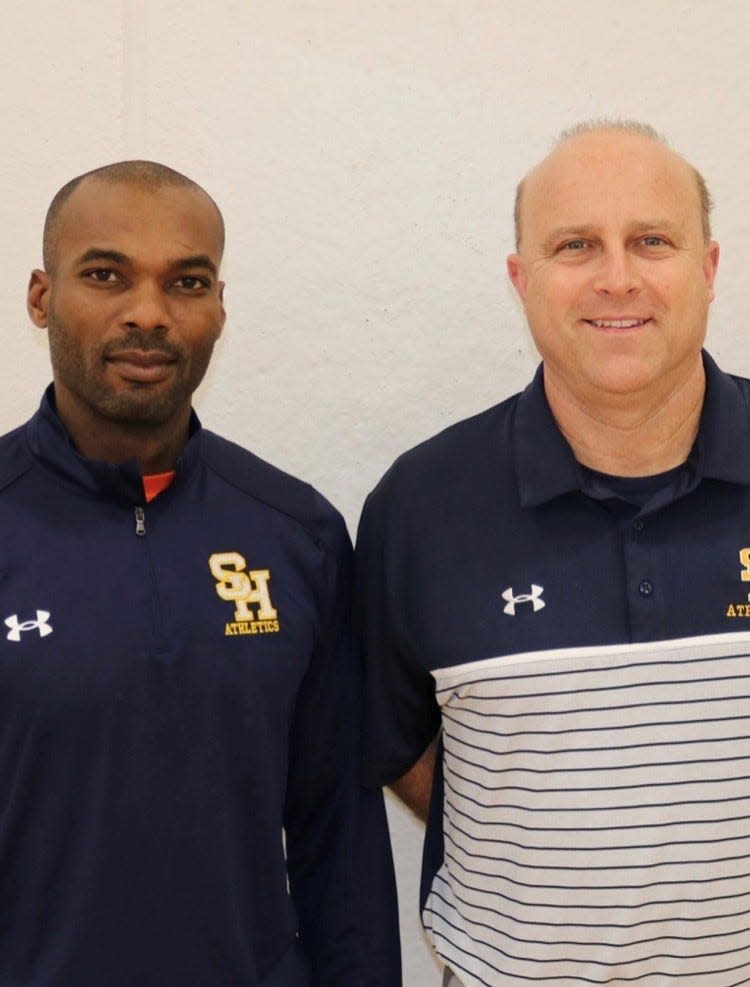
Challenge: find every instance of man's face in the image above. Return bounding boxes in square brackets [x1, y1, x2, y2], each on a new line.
[28, 178, 226, 435]
[507, 131, 719, 406]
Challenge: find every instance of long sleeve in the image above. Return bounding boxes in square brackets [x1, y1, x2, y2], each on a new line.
[284, 510, 401, 986]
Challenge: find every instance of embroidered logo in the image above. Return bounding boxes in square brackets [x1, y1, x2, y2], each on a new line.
[501, 585, 545, 616]
[208, 552, 280, 637]
[725, 548, 750, 617]
[5, 610, 54, 642]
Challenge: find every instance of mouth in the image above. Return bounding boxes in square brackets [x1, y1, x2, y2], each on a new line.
[584, 318, 650, 329]
[105, 350, 178, 383]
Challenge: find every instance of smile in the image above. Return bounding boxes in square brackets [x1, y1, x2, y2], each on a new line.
[586, 318, 649, 329]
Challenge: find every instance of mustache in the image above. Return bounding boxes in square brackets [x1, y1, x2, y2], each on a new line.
[101, 332, 182, 360]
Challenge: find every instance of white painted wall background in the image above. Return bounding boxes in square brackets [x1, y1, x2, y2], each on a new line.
[2, 2, 748, 982]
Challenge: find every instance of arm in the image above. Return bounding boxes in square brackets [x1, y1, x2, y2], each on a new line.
[284, 511, 400, 987]
[355, 483, 442, 798]
[389, 735, 439, 824]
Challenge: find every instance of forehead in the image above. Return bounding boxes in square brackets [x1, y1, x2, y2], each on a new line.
[520, 132, 702, 244]
[54, 178, 223, 266]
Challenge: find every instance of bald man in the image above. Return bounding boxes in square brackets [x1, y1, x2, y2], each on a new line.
[0, 162, 400, 987]
[356, 122, 750, 986]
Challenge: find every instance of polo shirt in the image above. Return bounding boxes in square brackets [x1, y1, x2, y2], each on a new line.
[357, 352, 750, 986]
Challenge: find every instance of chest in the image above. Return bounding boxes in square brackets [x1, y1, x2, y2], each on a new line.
[0, 490, 322, 732]
[395, 481, 750, 670]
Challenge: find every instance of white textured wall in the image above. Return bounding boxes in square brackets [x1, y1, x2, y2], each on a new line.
[2, 3, 749, 982]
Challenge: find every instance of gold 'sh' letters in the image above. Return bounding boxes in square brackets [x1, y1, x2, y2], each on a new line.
[725, 548, 750, 617]
[209, 552, 280, 635]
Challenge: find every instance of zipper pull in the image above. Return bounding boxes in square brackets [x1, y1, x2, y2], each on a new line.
[134, 506, 146, 536]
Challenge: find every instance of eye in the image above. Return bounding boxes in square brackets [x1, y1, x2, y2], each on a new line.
[84, 268, 119, 283]
[642, 235, 667, 247]
[560, 239, 588, 252]
[174, 275, 210, 291]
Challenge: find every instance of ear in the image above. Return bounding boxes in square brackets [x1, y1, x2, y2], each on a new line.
[217, 281, 226, 338]
[703, 240, 720, 302]
[27, 269, 51, 328]
[506, 253, 528, 303]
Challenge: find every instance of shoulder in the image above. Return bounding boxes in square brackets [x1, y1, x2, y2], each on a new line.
[0, 422, 35, 493]
[199, 429, 349, 555]
[367, 394, 521, 508]
[702, 351, 750, 404]
[726, 370, 750, 398]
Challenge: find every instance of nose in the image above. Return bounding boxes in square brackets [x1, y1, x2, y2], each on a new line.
[121, 280, 170, 332]
[592, 247, 641, 296]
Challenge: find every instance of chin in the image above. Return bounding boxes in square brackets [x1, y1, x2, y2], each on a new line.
[97, 389, 187, 428]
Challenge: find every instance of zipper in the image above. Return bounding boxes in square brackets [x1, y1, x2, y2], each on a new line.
[132, 503, 165, 652]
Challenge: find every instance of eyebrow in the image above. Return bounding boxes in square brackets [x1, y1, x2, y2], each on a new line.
[539, 225, 595, 251]
[542, 219, 681, 247]
[172, 255, 219, 277]
[75, 248, 218, 277]
[77, 248, 130, 266]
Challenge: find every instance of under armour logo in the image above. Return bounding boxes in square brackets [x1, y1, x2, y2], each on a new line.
[501, 585, 545, 616]
[5, 611, 53, 642]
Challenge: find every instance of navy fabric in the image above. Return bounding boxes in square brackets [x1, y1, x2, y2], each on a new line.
[357, 351, 750, 910]
[0, 387, 400, 987]
[259, 942, 309, 986]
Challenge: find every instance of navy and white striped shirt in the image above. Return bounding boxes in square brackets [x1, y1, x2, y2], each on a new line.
[358, 352, 750, 986]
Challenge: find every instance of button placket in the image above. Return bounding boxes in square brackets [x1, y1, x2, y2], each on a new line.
[622, 513, 665, 640]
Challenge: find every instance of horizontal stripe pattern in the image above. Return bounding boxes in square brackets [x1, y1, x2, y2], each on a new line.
[424, 632, 750, 986]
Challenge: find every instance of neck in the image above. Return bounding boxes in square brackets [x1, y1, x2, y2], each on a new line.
[53, 391, 190, 474]
[544, 360, 706, 477]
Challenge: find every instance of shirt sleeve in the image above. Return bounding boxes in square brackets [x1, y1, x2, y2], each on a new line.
[355, 466, 442, 788]
[284, 504, 401, 987]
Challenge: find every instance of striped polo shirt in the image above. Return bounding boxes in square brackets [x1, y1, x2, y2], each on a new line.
[357, 352, 750, 986]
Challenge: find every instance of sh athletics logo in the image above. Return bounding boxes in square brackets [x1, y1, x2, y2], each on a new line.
[726, 548, 750, 618]
[209, 552, 280, 637]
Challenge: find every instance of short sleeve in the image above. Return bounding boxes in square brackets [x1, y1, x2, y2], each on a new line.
[355, 467, 442, 787]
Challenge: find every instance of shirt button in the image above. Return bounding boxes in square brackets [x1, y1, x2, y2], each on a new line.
[633, 519, 644, 531]
[639, 580, 653, 597]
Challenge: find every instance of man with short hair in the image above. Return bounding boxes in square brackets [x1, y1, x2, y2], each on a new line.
[357, 122, 750, 986]
[1, 161, 400, 987]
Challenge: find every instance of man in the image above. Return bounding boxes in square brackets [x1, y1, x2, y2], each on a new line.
[357, 121, 750, 986]
[1, 161, 399, 986]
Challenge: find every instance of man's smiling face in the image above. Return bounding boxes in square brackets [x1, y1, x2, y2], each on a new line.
[507, 129, 719, 408]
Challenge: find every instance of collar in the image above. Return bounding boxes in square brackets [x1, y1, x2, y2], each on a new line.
[25, 384, 204, 505]
[693, 351, 750, 483]
[514, 351, 750, 509]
